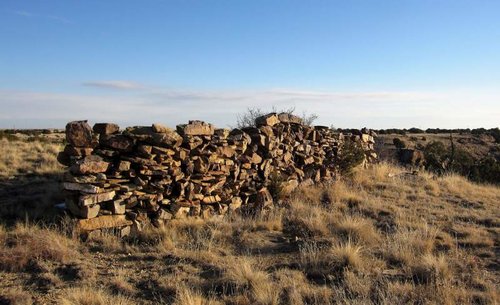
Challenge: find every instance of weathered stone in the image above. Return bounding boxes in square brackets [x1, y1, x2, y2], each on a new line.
[217, 146, 236, 158]
[177, 120, 214, 136]
[93, 123, 120, 135]
[63, 182, 102, 194]
[152, 132, 183, 147]
[278, 113, 303, 125]
[109, 200, 126, 215]
[214, 128, 230, 139]
[255, 113, 280, 127]
[202, 195, 221, 204]
[79, 191, 116, 206]
[152, 123, 172, 133]
[117, 160, 131, 171]
[170, 203, 191, 218]
[66, 121, 93, 147]
[66, 198, 100, 219]
[76, 215, 133, 231]
[102, 135, 135, 152]
[70, 156, 109, 175]
[64, 145, 93, 157]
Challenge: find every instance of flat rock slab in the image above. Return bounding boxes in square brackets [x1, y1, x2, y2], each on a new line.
[63, 182, 102, 194]
[76, 215, 133, 231]
[93, 123, 120, 135]
[79, 191, 116, 206]
[177, 120, 215, 136]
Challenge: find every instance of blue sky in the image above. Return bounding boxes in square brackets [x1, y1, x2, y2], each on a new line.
[1, 0, 499, 128]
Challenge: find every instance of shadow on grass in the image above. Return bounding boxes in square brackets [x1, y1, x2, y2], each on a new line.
[0, 172, 66, 227]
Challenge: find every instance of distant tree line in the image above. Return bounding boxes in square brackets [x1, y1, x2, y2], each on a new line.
[374, 128, 500, 143]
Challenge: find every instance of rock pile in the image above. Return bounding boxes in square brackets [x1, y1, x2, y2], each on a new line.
[57, 113, 377, 236]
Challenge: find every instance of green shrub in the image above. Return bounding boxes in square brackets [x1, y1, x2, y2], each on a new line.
[336, 140, 366, 176]
[393, 138, 407, 149]
[423, 141, 448, 174]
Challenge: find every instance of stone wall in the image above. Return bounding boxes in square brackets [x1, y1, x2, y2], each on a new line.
[57, 113, 377, 236]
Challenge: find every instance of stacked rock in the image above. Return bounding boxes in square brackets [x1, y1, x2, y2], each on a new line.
[57, 113, 377, 236]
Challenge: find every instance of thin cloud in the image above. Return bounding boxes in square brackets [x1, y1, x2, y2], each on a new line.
[83, 81, 145, 90]
[1, 88, 499, 129]
[5, 9, 71, 24]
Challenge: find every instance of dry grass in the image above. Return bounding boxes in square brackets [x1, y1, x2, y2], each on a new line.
[0, 222, 80, 271]
[0, 145, 499, 305]
[59, 286, 133, 305]
[0, 138, 63, 178]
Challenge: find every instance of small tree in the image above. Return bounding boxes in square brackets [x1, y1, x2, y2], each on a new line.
[236, 107, 318, 128]
[423, 141, 448, 174]
[336, 140, 366, 176]
[393, 138, 407, 149]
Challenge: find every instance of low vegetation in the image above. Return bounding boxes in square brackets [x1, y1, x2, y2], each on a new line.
[1, 160, 498, 304]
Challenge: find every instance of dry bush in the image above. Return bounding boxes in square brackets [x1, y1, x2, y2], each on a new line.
[284, 200, 330, 238]
[383, 223, 438, 267]
[331, 215, 380, 245]
[223, 257, 280, 304]
[109, 269, 138, 296]
[0, 222, 80, 271]
[173, 285, 222, 305]
[299, 240, 365, 283]
[0, 287, 33, 305]
[59, 286, 133, 305]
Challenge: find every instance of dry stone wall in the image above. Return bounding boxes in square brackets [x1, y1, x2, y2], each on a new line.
[57, 113, 377, 236]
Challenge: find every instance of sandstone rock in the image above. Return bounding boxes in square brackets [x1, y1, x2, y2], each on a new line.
[151, 132, 183, 147]
[93, 123, 119, 135]
[76, 215, 133, 231]
[66, 198, 100, 219]
[202, 195, 221, 204]
[63, 182, 102, 194]
[109, 200, 126, 215]
[102, 135, 135, 152]
[152, 123, 172, 133]
[278, 113, 303, 125]
[79, 191, 116, 206]
[177, 120, 215, 136]
[70, 156, 109, 175]
[214, 128, 230, 139]
[255, 113, 280, 127]
[66, 121, 93, 147]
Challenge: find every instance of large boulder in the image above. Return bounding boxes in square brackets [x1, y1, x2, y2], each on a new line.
[66, 121, 93, 147]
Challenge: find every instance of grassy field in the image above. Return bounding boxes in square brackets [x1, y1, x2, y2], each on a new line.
[0, 137, 499, 304]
